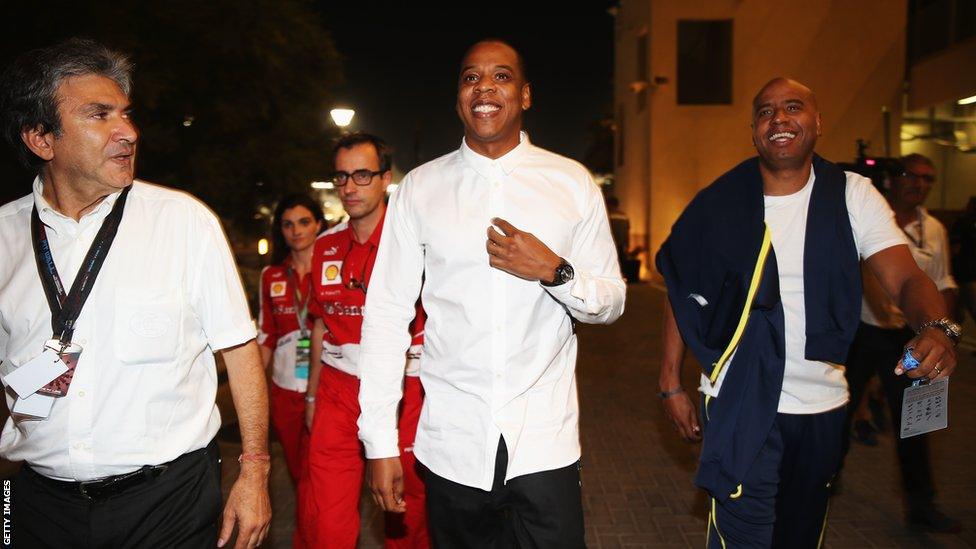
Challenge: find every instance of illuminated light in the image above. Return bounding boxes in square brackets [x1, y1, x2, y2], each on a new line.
[311, 181, 334, 190]
[865, 158, 876, 166]
[182, 115, 194, 127]
[330, 108, 355, 127]
[957, 95, 976, 105]
[258, 238, 269, 256]
[386, 183, 399, 194]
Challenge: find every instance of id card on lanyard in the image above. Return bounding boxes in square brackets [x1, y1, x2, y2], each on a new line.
[29, 186, 129, 397]
[288, 268, 311, 380]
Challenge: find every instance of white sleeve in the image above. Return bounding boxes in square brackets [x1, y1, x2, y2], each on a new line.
[543, 173, 627, 324]
[358, 174, 425, 459]
[845, 172, 908, 260]
[188, 206, 257, 351]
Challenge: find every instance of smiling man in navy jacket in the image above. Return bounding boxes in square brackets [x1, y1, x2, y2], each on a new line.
[656, 78, 960, 548]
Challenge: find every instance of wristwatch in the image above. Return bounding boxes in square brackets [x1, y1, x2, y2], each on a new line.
[541, 258, 574, 287]
[918, 317, 962, 346]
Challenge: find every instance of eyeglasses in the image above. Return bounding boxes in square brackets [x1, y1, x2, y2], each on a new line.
[331, 169, 385, 187]
[901, 169, 936, 184]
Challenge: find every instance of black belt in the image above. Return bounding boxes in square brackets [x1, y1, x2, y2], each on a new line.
[25, 444, 210, 502]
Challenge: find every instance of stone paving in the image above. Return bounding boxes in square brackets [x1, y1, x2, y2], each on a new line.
[4, 284, 972, 547]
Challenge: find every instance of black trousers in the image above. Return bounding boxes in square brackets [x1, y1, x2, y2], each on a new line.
[841, 322, 935, 508]
[707, 407, 846, 549]
[9, 438, 222, 548]
[421, 437, 586, 549]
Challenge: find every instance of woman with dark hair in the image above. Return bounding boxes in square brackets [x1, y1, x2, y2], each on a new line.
[257, 194, 324, 491]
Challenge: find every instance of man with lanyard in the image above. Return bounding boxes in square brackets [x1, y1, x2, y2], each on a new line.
[300, 132, 428, 548]
[844, 153, 961, 532]
[359, 39, 625, 547]
[0, 39, 270, 548]
[657, 78, 959, 548]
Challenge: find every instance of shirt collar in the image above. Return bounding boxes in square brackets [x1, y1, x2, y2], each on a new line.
[345, 209, 386, 248]
[32, 176, 126, 232]
[460, 131, 530, 179]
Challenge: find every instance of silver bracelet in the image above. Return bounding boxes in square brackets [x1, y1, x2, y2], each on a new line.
[304, 395, 316, 403]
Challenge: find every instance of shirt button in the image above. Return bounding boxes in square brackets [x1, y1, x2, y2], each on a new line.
[77, 391, 85, 398]
[74, 442, 83, 450]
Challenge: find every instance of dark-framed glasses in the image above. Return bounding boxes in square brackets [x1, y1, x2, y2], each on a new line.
[331, 169, 385, 187]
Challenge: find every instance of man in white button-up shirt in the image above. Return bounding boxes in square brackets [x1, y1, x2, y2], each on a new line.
[0, 39, 270, 548]
[358, 39, 625, 547]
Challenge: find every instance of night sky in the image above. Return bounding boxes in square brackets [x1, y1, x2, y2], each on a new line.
[317, 2, 616, 172]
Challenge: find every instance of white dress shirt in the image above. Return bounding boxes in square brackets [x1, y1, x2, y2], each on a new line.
[358, 133, 626, 491]
[861, 206, 957, 329]
[0, 179, 255, 481]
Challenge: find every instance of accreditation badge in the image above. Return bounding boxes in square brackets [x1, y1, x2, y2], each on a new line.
[37, 339, 83, 397]
[900, 378, 948, 438]
[295, 336, 311, 380]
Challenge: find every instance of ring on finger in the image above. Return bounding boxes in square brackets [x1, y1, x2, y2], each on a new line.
[933, 364, 943, 375]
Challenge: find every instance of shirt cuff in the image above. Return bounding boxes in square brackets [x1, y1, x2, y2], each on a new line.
[936, 276, 958, 292]
[361, 430, 401, 459]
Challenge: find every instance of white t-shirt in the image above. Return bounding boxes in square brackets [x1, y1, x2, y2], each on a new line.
[701, 168, 906, 414]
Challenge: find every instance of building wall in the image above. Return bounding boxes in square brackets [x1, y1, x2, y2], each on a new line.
[615, 0, 907, 277]
[613, 0, 652, 267]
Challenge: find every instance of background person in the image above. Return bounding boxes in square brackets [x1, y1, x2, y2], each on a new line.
[843, 153, 960, 532]
[300, 133, 428, 548]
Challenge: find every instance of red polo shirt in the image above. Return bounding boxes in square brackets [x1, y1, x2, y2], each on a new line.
[257, 258, 314, 391]
[309, 215, 424, 377]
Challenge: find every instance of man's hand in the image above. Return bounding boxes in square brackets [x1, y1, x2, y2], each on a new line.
[662, 391, 702, 443]
[367, 457, 406, 513]
[218, 463, 272, 549]
[895, 328, 957, 381]
[485, 218, 561, 282]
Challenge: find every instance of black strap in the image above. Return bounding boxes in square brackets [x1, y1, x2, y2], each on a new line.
[31, 185, 131, 344]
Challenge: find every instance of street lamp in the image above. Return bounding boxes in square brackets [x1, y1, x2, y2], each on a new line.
[330, 108, 355, 128]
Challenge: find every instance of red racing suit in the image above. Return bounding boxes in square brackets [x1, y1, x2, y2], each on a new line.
[299, 216, 427, 549]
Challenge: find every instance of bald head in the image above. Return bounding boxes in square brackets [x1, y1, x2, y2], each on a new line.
[752, 77, 818, 114]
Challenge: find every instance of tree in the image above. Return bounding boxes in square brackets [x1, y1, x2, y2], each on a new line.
[0, 0, 343, 241]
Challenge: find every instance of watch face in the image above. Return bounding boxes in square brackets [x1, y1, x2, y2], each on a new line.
[947, 320, 962, 336]
[559, 263, 574, 283]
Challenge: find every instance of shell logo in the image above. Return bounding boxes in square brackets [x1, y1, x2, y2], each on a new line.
[269, 281, 287, 297]
[320, 261, 343, 286]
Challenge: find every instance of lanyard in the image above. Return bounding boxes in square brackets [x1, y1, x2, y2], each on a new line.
[286, 267, 311, 337]
[902, 210, 925, 250]
[31, 186, 131, 345]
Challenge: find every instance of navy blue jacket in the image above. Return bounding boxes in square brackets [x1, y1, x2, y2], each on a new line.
[655, 155, 860, 500]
